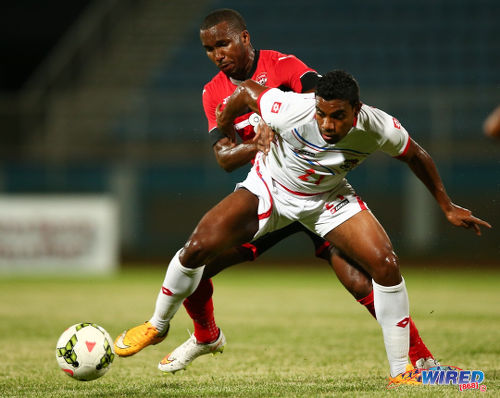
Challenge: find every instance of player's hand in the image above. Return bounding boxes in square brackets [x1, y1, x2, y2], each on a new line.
[254, 121, 274, 154]
[444, 203, 492, 236]
[216, 103, 236, 141]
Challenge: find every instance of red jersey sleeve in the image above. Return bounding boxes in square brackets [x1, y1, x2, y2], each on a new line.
[202, 84, 217, 132]
[273, 54, 316, 93]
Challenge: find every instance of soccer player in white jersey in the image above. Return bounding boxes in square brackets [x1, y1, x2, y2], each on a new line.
[214, 70, 490, 383]
[115, 69, 490, 384]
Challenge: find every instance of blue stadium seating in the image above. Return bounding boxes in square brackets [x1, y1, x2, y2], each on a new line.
[120, 0, 499, 143]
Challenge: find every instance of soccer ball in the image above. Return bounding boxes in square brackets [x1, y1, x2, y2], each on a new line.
[55, 322, 115, 381]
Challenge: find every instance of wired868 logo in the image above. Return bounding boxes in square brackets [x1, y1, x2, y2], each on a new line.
[389, 366, 487, 391]
[423, 366, 486, 391]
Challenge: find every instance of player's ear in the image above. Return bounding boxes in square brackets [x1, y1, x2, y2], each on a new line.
[240, 30, 250, 45]
[353, 101, 362, 116]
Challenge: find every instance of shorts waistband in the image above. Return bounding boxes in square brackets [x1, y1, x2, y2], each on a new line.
[272, 178, 330, 197]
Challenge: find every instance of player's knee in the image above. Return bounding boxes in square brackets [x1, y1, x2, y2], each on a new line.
[182, 234, 219, 268]
[371, 250, 401, 285]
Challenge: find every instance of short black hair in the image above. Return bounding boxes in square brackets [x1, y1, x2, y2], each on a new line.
[200, 9, 247, 32]
[316, 70, 360, 106]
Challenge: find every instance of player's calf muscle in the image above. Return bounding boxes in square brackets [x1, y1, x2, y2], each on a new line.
[331, 255, 373, 299]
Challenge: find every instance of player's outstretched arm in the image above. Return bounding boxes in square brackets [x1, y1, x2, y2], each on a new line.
[398, 138, 492, 235]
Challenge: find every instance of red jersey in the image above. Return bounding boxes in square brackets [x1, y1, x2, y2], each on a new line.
[202, 49, 316, 142]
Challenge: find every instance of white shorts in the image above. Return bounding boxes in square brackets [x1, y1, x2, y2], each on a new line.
[235, 155, 369, 240]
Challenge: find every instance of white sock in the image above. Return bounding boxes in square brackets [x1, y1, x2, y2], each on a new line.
[149, 249, 205, 334]
[372, 277, 410, 377]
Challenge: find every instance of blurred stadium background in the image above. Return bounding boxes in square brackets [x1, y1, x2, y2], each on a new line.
[0, 0, 498, 272]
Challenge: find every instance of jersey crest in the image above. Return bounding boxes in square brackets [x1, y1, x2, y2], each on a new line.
[255, 72, 268, 85]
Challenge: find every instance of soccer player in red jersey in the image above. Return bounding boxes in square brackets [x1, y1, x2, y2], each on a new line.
[114, 8, 444, 374]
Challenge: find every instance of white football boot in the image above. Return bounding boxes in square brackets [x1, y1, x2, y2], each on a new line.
[415, 357, 440, 369]
[158, 329, 226, 373]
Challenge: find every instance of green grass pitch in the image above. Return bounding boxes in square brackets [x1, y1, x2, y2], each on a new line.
[0, 263, 498, 397]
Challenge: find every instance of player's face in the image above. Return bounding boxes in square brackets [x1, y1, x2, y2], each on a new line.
[315, 97, 360, 144]
[200, 21, 253, 80]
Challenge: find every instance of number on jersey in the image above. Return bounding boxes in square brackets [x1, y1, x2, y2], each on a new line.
[298, 168, 325, 185]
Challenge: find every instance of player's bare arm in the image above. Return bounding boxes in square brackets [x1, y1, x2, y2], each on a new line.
[211, 101, 260, 171]
[213, 137, 259, 172]
[217, 80, 267, 136]
[398, 138, 492, 235]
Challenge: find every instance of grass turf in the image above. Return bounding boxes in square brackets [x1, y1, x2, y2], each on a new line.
[0, 263, 498, 397]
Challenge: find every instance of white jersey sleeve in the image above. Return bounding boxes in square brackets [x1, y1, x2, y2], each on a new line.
[380, 118, 410, 157]
[258, 88, 316, 133]
[360, 105, 410, 157]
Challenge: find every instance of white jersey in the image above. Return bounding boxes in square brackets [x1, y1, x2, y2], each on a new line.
[258, 88, 410, 194]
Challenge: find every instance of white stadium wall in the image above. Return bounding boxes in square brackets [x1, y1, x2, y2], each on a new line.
[0, 195, 119, 274]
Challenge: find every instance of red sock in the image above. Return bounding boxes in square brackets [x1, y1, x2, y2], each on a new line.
[183, 279, 219, 343]
[357, 290, 376, 317]
[315, 241, 331, 259]
[357, 291, 434, 366]
[408, 318, 434, 366]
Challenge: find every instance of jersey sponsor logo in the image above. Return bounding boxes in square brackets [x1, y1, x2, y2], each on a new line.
[293, 148, 316, 157]
[255, 72, 268, 85]
[393, 117, 401, 129]
[325, 198, 349, 214]
[271, 102, 282, 113]
[396, 316, 410, 328]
